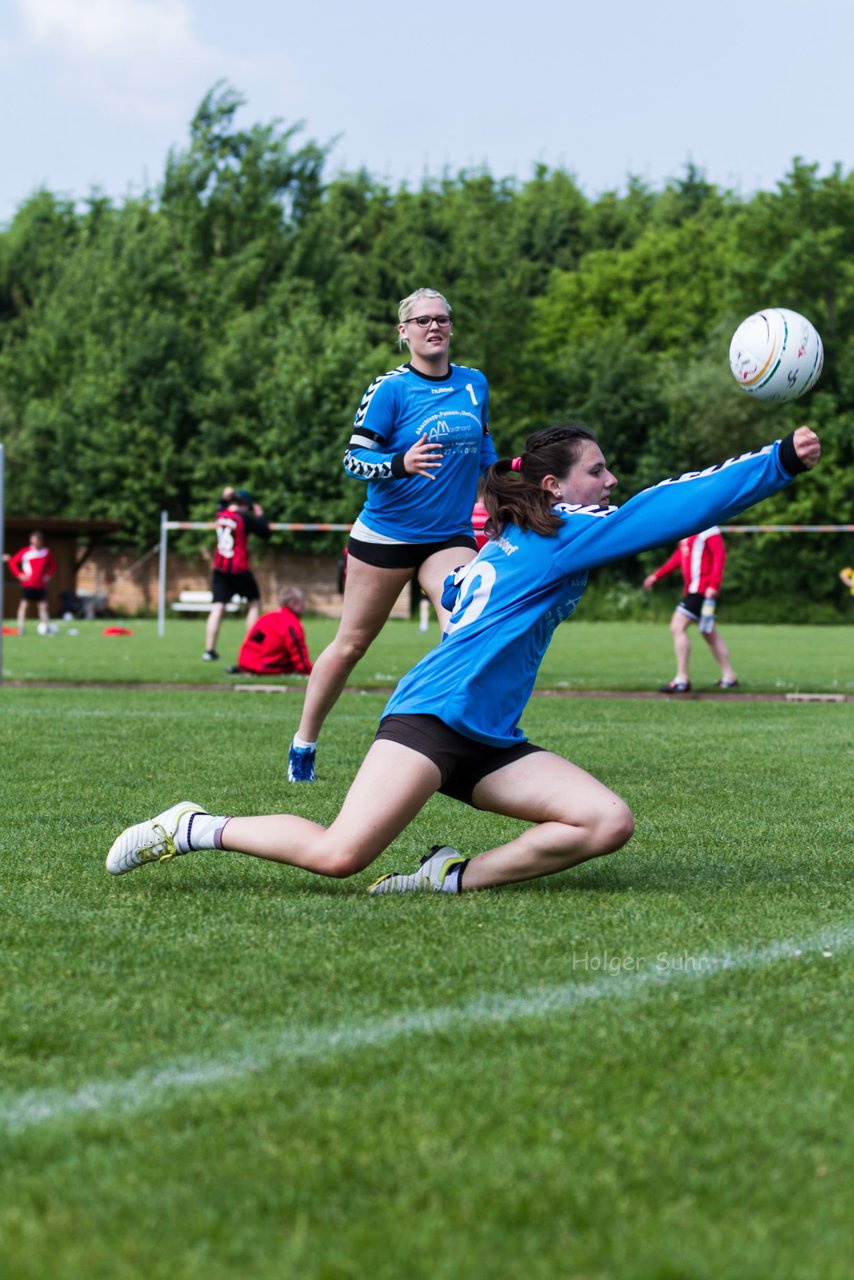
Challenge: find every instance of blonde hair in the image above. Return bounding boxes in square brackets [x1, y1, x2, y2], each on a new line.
[397, 288, 452, 324]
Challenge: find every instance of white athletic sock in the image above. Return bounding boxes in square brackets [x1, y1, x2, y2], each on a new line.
[444, 860, 468, 892]
[292, 734, 317, 751]
[176, 812, 230, 852]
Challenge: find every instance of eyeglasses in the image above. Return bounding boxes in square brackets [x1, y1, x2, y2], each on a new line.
[403, 315, 452, 329]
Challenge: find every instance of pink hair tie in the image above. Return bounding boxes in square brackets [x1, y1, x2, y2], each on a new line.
[510, 456, 523, 472]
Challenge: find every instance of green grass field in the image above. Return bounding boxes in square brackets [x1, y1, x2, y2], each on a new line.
[2, 613, 853, 694]
[2, 620, 853, 1279]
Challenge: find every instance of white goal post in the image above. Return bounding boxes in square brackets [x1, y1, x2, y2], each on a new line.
[156, 511, 353, 637]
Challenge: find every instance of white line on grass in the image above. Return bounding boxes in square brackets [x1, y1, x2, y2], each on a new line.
[2, 925, 851, 1135]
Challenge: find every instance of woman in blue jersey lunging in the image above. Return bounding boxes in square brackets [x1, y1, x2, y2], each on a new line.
[107, 423, 820, 891]
[287, 287, 496, 782]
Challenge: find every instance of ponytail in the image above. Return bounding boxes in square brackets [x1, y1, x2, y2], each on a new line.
[481, 424, 597, 538]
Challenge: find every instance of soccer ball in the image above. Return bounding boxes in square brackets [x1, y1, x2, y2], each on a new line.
[729, 308, 823, 402]
[37, 621, 59, 636]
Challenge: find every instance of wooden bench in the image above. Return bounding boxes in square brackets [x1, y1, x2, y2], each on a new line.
[171, 590, 247, 614]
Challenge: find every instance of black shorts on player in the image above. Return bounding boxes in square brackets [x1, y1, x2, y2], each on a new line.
[675, 592, 706, 622]
[374, 713, 543, 807]
[211, 569, 260, 604]
[347, 534, 477, 572]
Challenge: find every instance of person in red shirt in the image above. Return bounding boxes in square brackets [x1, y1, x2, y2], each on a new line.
[226, 588, 313, 676]
[643, 526, 738, 693]
[471, 498, 489, 551]
[203, 489, 271, 662]
[4, 531, 56, 634]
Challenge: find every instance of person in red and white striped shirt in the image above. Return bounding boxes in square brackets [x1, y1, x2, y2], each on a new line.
[4, 531, 56, 634]
[643, 526, 738, 693]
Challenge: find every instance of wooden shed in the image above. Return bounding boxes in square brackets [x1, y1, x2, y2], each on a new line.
[3, 517, 123, 619]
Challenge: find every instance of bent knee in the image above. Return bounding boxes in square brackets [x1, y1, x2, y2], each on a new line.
[595, 801, 635, 853]
[331, 632, 373, 665]
[312, 839, 377, 880]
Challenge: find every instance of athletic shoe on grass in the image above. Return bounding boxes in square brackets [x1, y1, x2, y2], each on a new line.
[106, 801, 204, 876]
[288, 742, 316, 782]
[369, 845, 468, 894]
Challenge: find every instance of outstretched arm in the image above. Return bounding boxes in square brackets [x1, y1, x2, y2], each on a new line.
[556, 429, 821, 577]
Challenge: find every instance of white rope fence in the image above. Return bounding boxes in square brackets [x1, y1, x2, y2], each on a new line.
[155, 511, 854, 638]
[723, 524, 854, 533]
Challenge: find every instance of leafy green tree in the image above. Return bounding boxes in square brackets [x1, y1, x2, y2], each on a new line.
[0, 92, 850, 616]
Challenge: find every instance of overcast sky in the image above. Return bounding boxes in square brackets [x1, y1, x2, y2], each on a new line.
[1, 0, 852, 226]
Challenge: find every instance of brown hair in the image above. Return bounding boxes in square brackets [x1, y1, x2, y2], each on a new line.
[481, 424, 598, 537]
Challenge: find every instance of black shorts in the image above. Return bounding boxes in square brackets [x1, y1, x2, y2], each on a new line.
[375, 713, 544, 807]
[211, 569, 260, 604]
[347, 534, 476, 572]
[20, 587, 47, 602]
[676, 593, 707, 622]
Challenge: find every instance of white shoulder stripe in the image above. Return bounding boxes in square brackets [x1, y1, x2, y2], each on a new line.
[554, 502, 618, 519]
[354, 365, 409, 430]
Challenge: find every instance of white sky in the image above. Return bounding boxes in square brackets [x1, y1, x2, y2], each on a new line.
[1, 0, 852, 226]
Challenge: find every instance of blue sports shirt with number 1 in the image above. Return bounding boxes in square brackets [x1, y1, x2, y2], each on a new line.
[343, 362, 496, 542]
[383, 436, 806, 746]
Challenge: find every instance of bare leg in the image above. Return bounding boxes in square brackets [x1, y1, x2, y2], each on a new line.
[245, 602, 260, 633]
[205, 603, 226, 653]
[296, 558, 413, 742]
[460, 750, 634, 889]
[418, 546, 477, 630]
[37, 599, 50, 625]
[670, 611, 692, 684]
[222, 740, 441, 877]
[703, 627, 736, 683]
[17, 599, 27, 631]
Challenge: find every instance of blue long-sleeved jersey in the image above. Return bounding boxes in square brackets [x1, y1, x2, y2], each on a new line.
[383, 438, 804, 745]
[343, 362, 496, 542]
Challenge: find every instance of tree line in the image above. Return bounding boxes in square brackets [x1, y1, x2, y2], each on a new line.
[1, 84, 852, 619]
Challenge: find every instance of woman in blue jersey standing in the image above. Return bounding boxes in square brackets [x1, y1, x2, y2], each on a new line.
[108, 423, 820, 890]
[287, 287, 496, 782]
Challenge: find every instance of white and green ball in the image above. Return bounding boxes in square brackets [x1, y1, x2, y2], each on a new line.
[729, 308, 823, 402]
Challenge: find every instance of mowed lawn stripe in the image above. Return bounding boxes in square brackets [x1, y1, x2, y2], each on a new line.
[3, 921, 851, 1135]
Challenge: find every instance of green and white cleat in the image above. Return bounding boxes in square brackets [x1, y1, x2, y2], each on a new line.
[369, 845, 468, 895]
[106, 801, 205, 876]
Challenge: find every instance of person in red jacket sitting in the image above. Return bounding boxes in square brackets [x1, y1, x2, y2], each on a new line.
[643, 526, 738, 693]
[226, 588, 313, 676]
[4, 531, 56, 634]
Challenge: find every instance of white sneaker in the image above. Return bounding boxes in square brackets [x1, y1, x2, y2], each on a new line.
[106, 801, 205, 876]
[368, 845, 467, 894]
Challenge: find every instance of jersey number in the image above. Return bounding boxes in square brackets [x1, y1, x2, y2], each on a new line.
[444, 561, 496, 634]
[217, 521, 236, 559]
